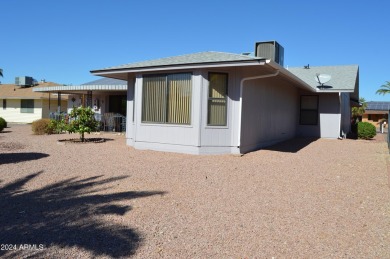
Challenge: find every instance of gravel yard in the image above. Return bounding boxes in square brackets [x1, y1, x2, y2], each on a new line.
[0, 124, 389, 258]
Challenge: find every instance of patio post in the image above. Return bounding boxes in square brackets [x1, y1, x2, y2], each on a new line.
[57, 92, 61, 112]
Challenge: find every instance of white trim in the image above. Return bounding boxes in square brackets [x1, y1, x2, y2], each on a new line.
[129, 139, 240, 155]
[139, 123, 194, 128]
[316, 89, 354, 93]
[338, 92, 343, 139]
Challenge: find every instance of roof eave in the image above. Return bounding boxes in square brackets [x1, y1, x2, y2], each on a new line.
[315, 89, 355, 93]
[91, 59, 266, 76]
[266, 60, 316, 92]
[33, 85, 127, 93]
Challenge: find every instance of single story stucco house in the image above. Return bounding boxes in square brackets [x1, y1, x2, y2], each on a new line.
[0, 80, 67, 123]
[362, 101, 389, 130]
[88, 41, 359, 155]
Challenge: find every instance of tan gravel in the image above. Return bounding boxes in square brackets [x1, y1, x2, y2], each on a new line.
[0, 124, 389, 258]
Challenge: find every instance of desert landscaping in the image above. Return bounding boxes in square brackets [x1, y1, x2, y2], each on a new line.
[0, 124, 389, 258]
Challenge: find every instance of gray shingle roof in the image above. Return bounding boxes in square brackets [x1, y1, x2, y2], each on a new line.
[288, 65, 359, 91]
[92, 51, 264, 72]
[82, 78, 127, 86]
[366, 101, 390, 111]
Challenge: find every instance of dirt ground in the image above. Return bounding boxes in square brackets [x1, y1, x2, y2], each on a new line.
[0, 124, 389, 258]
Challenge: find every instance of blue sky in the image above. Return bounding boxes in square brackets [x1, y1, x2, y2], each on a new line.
[1, 0, 389, 101]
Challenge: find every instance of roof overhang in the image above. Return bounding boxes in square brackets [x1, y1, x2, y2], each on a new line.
[365, 110, 388, 115]
[0, 96, 62, 100]
[91, 60, 267, 80]
[90, 58, 355, 96]
[266, 60, 316, 92]
[350, 98, 360, 107]
[33, 84, 127, 93]
[92, 58, 320, 93]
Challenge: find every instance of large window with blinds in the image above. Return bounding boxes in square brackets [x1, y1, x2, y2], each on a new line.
[207, 73, 228, 126]
[142, 73, 192, 124]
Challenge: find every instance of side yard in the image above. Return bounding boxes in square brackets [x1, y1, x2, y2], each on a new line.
[0, 124, 389, 258]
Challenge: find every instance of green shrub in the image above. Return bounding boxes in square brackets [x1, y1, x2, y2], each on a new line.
[48, 117, 68, 134]
[357, 122, 376, 139]
[31, 119, 51, 135]
[0, 117, 7, 132]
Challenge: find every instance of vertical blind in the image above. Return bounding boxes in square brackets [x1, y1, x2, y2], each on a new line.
[208, 73, 227, 126]
[142, 73, 192, 124]
[167, 73, 192, 124]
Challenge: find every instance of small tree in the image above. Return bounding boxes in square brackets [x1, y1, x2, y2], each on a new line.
[67, 107, 99, 142]
[351, 97, 367, 122]
[48, 115, 68, 134]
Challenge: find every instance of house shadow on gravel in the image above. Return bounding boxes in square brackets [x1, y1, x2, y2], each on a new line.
[263, 137, 319, 153]
[0, 171, 165, 258]
[0, 152, 49, 165]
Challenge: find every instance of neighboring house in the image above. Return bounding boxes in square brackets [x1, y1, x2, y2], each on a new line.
[34, 78, 127, 116]
[362, 101, 389, 130]
[0, 80, 67, 123]
[89, 41, 359, 154]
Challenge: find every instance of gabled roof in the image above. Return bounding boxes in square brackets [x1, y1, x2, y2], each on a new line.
[82, 78, 126, 86]
[0, 82, 64, 99]
[91, 51, 265, 73]
[366, 101, 390, 111]
[288, 65, 359, 92]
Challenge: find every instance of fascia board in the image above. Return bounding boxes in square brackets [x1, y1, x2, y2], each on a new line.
[91, 60, 266, 76]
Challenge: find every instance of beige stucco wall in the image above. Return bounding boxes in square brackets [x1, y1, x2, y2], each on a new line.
[42, 99, 67, 118]
[362, 113, 387, 129]
[0, 99, 43, 123]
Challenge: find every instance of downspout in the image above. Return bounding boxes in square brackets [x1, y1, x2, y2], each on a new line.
[237, 70, 280, 149]
[338, 92, 345, 139]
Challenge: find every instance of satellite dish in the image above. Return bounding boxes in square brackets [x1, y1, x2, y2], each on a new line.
[315, 73, 331, 85]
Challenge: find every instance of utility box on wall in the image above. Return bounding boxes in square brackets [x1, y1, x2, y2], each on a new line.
[255, 41, 284, 67]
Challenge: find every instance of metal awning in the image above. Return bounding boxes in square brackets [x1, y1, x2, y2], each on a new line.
[33, 84, 127, 93]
